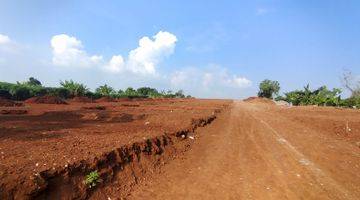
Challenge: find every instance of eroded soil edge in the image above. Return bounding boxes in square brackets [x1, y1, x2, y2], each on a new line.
[6, 107, 227, 200]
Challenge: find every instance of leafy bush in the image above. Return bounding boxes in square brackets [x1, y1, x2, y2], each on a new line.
[84, 170, 101, 188]
[95, 84, 115, 97]
[0, 89, 11, 99]
[137, 87, 158, 97]
[47, 87, 70, 99]
[60, 80, 89, 97]
[9, 85, 31, 100]
[258, 79, 280, 99]
[284, 85, 342, 106]
[124, 87, 139, 97]
[341, 96, 360, 108]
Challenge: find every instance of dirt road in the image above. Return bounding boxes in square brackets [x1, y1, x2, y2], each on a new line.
[129, 101, 360, 199]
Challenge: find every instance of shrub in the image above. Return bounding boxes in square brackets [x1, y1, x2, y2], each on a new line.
[95, 84, 115, 97]
[258, 79, 280, 99]
[0, 89, 11, 99]
[9, 85, 31, 100]
[47, 87, 70, 99]
[60, 80, 89, 97]
[84, 170, 101, 188]
[341, 96, 360, 108]
[284, 85, 342, 106]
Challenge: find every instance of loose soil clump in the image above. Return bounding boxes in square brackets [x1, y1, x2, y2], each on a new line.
[25, 95, 68, 104]
[0, 97, 23, 107]
[243, 97, 275, 105]
[0, 109, 28, 115]
[70, 96, 93, 103]
[96, 96, 116, 103]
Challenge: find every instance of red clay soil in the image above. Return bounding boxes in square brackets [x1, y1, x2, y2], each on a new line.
[127, 101, 360, 200]
[0, 109, 28, 115]
[96, 96, 116, 103]
[0, 97, 23, 107]
[24, 95, 68, 104]
[243, 96, 275, 105]
[70, 96, 94, 103]
[0, 99, 230, 199]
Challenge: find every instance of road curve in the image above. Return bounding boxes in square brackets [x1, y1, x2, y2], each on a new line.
[129, 101, 360, 200]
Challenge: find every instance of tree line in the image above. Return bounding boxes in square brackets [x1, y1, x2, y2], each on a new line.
[257, 70, 360, 108]
[0, 78, 191, 101]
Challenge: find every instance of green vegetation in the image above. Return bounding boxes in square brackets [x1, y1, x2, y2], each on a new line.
[84, 170, 101, 188]
[60, 80, 89, 97]
[0, 77, 191, 101]
[95, 84, 116, 97]
[257, 76, 359, 108]
[282, 85, 342, 106]
[258, 79, 280, 99]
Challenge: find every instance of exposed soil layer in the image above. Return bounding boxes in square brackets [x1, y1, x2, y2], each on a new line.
[0, 97, 23, 107]
[24, 96, 68, 104]
[96, 97, 115, 103]
[0, 109, 28, 115]
[70, 96, 94, 103]
[243, 96, 275, 105]
[0, 98, 230, 199]
[128, 101, 360, 200]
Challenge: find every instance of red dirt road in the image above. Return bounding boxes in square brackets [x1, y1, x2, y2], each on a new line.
[129, 101, 360, 200]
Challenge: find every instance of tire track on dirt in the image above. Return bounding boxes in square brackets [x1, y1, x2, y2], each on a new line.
[127, 101, 360, 200]
[244, 107, 355, 199]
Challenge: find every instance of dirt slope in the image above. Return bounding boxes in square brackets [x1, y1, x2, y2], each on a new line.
[128, 101, 360, 200]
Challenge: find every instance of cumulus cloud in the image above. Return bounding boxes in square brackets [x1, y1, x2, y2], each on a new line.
[126, 31, 177, 74]
[51, 34, 103, 68]
[0, 34, 19, 54]
[0, 34, 11, 45]
[103, 55, 125, 73]
[170, 65, 252, 98]
[50, 31, 177, 75]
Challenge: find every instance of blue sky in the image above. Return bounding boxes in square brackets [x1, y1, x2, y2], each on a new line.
[0, 0, 359, 98]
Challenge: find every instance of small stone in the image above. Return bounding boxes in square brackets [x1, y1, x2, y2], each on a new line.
[35, 163, 39, 167]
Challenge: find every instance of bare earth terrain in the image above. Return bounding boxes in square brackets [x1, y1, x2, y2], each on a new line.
[1, 99, 360, 199]
[129, 101, 360, 200]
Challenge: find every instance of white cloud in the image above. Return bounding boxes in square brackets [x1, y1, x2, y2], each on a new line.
[51, 34, 103, 68]
[127, 31, 177, 74]
[103, 55, 125, 73]
[170, 65, 252, 98]
[0, 34, 19, 54]
[51, 31, 177, 75]
[0, 34, 11, 45]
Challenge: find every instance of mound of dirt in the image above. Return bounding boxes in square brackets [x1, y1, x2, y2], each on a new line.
[70, 96, 93, 103]
[0, 98, 23, 107]
[243, 97, 275, 105]
[25, 96, 68, 104]
[96, 96, 116, 103]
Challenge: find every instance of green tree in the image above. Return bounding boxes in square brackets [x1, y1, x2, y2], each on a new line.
[60, 80, 89, 97]
[124, 87, 138, 96]
[175, 90, 185, 98]
[258, 79, 280, 99]
[95, 84, 115, 97]
[137, 87, 158, 97]
[26, 77, 42, 86]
